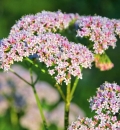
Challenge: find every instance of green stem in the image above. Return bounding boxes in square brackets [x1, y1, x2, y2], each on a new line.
[25, 57, 46, 73]
[64, 82, 71, 130]
[70, 77, 79, 100]
[11, 68, 48, 130]
[29, 68, 48, 130]
[10, 68, 32, 86]
[55, 83, 66, 102]
[32, 84, 48, 130]
[33, 76, 40, 85]
[10, 106, 18, 127]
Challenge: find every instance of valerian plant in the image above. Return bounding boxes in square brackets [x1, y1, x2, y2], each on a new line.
[0, 11, 120, 130]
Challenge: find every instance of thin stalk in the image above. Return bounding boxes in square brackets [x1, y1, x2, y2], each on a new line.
[25, 57, 39, 68]
[25, 57, 46, 73]
[70, 68, 82, 100]
[29, 68, 48, 130]
[55, 83, 66, 102]
[10, 68, 32, 86]
[33, 75, 39, 85]
[32, 84, 48, 130]
[70, 77, 79, 101]
[11, 68, 48, 130]
[64, 82, 71, 130]
[10, 105, 18, 128]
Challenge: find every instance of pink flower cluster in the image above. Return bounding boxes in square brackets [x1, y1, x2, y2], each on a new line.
[0, 11, 94, 84]
[89, 82, 120, 115]
[76, 16, 120, 54]
[68, 82, 120, 130]
[10, 10, 77, 36]
[1, 33, 94, 84]
[69, 115, 120, 130]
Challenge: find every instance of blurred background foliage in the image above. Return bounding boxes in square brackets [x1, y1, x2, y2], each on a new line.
[0, 0, 120, 130]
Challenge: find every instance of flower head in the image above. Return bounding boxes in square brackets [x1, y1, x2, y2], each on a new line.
[0, 11, 94, 84]
[89, 82, 120, 115]
[1, 33, 94, 84]
[10, 11, 77, 36]
[68, 82, 120, 130]
[76, 16, 118, 54]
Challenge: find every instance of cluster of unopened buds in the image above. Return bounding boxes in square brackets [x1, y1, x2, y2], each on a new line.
[0, 11, 120, 84]
[68, 82, 120, 130]
[94, 54, 114, 71]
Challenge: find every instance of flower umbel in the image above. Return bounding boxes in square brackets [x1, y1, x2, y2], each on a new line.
[1, 33, 94, 84]
[76, 16, 119, 54]
[89, 82, 120, 115]
[0, 11, 94, 84]
[10, 11, 77, 36]
[68, 82, 120, 130]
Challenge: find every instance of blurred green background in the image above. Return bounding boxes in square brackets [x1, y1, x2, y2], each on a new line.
[0, 0, 120, 130]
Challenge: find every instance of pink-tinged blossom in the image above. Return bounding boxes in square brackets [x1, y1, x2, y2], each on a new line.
[1, 33, 94, 84]
[0, 11, 93, 84]
[68, 115, 120, 130]
[89, 82, 120, 115]
[10, 11, 77, 36]
[112, 19, 120, 37]
[76, 16, 117, 54]
[68, 82, 120, 130]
